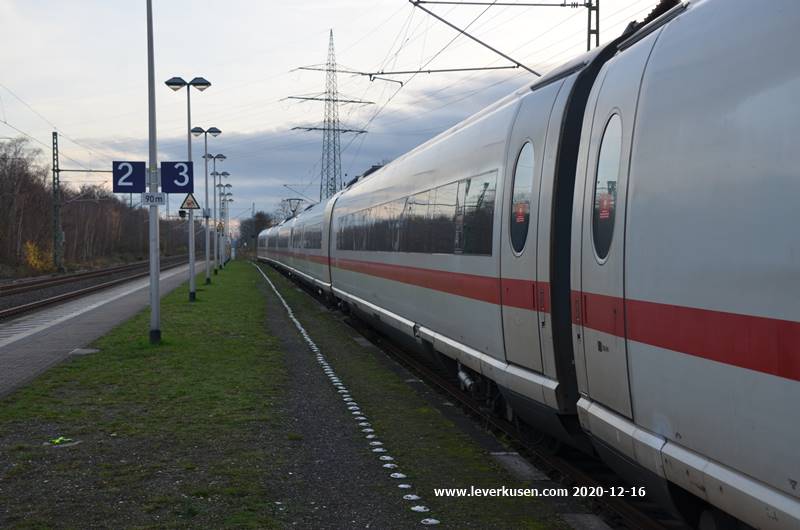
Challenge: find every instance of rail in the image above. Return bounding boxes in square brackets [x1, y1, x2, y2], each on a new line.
[0, 256, 188, 320]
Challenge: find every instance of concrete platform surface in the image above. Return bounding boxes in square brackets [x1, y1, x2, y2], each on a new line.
[0, 265, 189, 397]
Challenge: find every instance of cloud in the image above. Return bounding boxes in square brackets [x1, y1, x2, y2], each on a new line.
[66, 70, 530, 218]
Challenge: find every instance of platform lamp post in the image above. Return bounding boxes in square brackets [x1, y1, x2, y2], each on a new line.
[191, 126, 221, 285]
[165, 76, 210, 302]
[216, 181, 230, 267]
[164, 77, 210, 221]
[216, 172, 230, 269]
[223, 186, 233, 264]
[224, 194, 234, 263]
[206, 154, 226, 274]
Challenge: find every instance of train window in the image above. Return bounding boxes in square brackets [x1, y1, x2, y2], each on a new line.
[510, 142, 535, 254]
[304, 223, 322, 249]
[291, 227, 303, 248]
[592, 114, 622, 261]
[339, 216, 351, 251]
[461, 171, 497, 255]
[430, 182, 458, 253]
[374, 203, 393, 252]
[358, 210, 369, 251]
[405, 191, 431, 253]
[278, 231, 289, 248]
[335, 175, 496, 256]
[390, 198, 406, 252]
[345, 214, 355, 251]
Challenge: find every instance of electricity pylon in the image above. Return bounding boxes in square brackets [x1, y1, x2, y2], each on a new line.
[292, 30, 371, 200]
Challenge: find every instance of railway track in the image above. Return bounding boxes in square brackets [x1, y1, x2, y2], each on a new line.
[268, 263, 688, 530]
[0, 256, 188, 320]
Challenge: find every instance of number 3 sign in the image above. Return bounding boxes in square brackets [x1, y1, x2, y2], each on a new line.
[161, 162, 194, 193]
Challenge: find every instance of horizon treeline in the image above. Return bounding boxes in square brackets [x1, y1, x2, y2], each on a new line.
[0, 138, 199, 277]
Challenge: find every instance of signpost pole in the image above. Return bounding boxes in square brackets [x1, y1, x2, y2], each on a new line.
[146, 0, 161, 343]
[188, 209, 195, 301]
[186, 82, 196, 301]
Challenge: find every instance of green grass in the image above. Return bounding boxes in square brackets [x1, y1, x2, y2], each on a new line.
[260, 264, 569, 529]
[0, 261, 284, 528]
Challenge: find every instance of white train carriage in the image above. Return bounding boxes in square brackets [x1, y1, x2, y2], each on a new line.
[326, 49, 614, 448]
[257, 0, 800, 527]
[258, 201, 334, 291]
[570, 1, 800, 528]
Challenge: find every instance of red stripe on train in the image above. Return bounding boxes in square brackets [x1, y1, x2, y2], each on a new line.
[626, 298, 800, 382]
[575, 290, 800, 382]
[269, 249, 328, 265]
[268, 252, 799, 381]
[332, 257, 502, 305]
[330, 256, 549, 311]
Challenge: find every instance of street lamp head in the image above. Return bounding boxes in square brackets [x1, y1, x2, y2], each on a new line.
[189, 77, 211, 91]
[214, 154, 226, 161]
[210, 171, 220, 176]
[191, 126, 205, 137]
[224, 183, 232, 188]
[165, 76, 187, 91]
[220, 171, 230, 177]
[207, 127, 222, 137]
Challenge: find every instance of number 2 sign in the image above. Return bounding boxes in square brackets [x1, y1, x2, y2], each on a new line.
[112, 161, 146, 193]
[161, 162, 194, 193]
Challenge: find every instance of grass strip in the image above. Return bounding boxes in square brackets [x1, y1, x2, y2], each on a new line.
[0, 262, 284, 528]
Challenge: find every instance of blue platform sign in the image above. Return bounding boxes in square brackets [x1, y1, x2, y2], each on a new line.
[161, 161, 194, 193]
[112, 161, 146, 193]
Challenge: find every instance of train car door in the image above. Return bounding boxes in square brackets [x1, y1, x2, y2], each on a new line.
[500, 86, 560, 373]
[575, 35, 658, 419]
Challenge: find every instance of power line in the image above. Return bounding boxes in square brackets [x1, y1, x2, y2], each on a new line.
[409, 0, 541, 75]
[0, 83, 118, 163]
[0, 119, 90, 170]
[336, 0, 501, 179]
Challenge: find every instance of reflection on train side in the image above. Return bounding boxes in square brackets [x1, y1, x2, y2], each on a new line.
[337, 170, 498, 255]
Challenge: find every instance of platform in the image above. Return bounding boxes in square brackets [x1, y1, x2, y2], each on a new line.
[0, 265, 189, 397]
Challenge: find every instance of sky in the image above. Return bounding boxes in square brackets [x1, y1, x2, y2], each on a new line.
[0, 0, 659, 226]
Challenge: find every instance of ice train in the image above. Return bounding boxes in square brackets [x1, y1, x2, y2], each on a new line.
[258, 1, 800, 527]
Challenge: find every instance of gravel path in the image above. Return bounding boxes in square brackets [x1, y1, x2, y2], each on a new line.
[259, 280, 422, 529]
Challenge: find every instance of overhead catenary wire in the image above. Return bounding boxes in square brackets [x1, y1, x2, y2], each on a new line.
[409, 0, 540, 75]
[341, 0, 654, 176]
[338, 1, 503, 177]
[0, 118, 90, 170]
[0, 83, 119, 164]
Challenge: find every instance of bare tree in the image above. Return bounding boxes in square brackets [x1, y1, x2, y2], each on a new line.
[0, 137, 199, 277]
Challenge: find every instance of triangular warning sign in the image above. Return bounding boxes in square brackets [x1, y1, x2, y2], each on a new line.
[180, 193, 200, 209]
